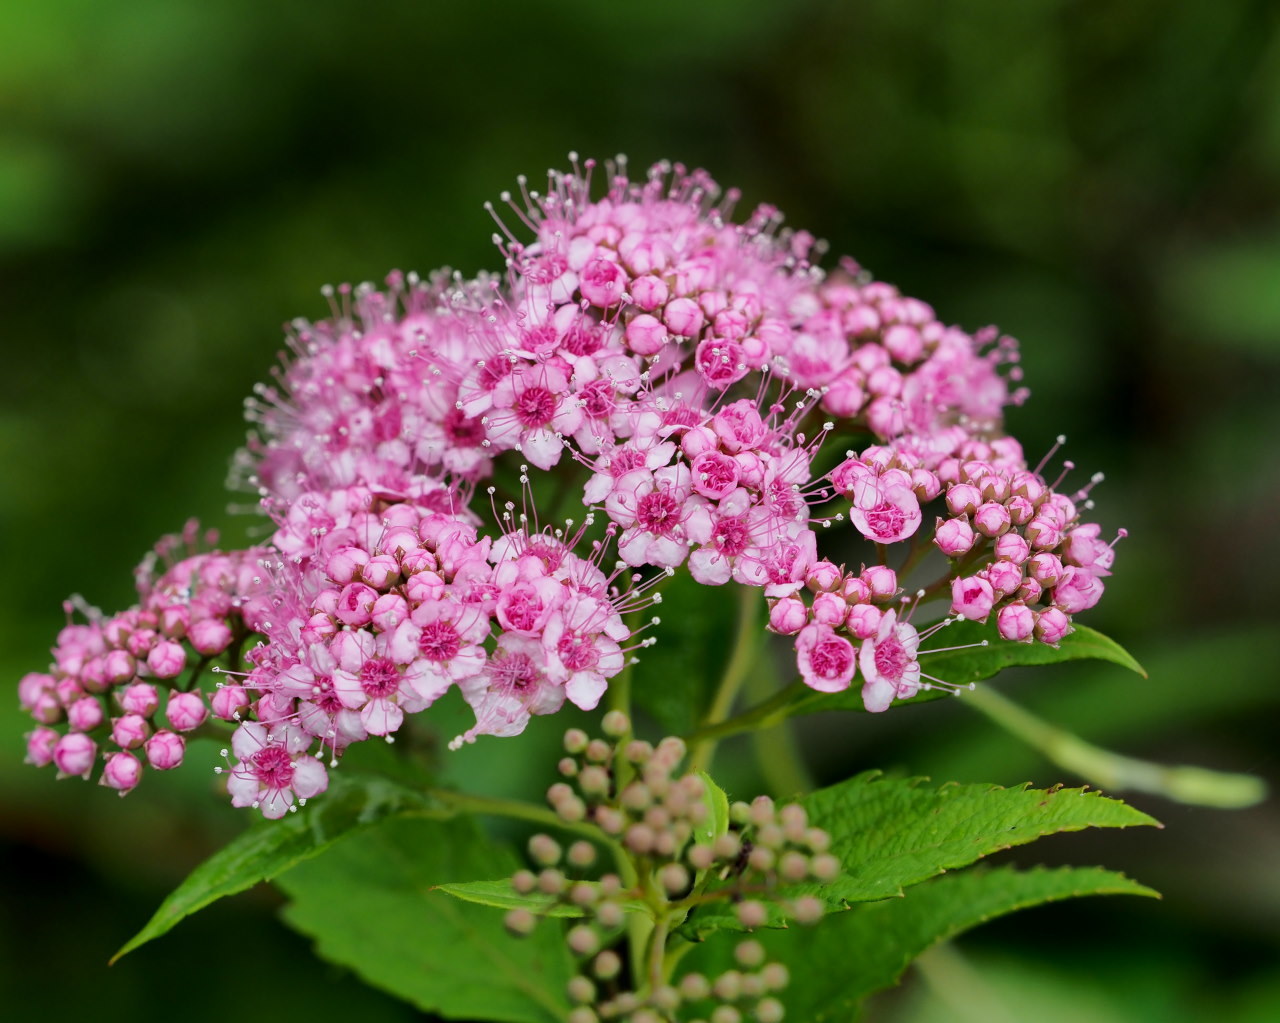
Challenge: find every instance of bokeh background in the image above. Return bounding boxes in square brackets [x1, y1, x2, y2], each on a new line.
[3, 1, 1279, 1020]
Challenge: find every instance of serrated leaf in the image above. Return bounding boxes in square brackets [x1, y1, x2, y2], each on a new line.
[277, 815, 573, 1023]
[111, 773, 442, 963]
[680, 865, 1159, 1021]
[794, 621, 1146, 716]
[682, 772, 1158, 937]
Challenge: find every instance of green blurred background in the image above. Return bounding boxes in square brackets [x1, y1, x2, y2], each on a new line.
[3, 1, 1278, 1019]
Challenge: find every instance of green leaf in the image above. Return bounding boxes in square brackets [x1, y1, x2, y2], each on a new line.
[434, 879, 648, 919]
[680, 865, 1158, 1021]
[277, 815, 573, 1023]
[795, 621, 1146, 716]
[111, 773, 442, 963]
[682, 772, 1158, 936]
[694, 770, 731, 845]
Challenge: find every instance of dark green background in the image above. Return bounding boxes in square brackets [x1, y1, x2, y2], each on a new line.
[3, 2, 1278, 1019]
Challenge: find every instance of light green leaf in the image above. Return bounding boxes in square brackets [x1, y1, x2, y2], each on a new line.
[680, 865, 1159, 1021]
[277, 815, 573, 1023]
[694, 770, 731, 845]
[682, 772, 1158, 936]
[112, 773, 442, 963]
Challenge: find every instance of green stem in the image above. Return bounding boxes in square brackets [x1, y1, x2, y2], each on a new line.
[687, 586, 763, 774]
[745, 660, 813, 799]
[683, 680, 810, 747]
[963, 686, 1266, 809]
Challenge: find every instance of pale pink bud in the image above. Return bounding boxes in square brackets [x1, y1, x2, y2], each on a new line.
[325, 545, 370, 584]
[67, 697, 104, 732]
[147, 640, 187, 679]
[1025, 517, 1062, 550]
[300, 611, 338, 644]
[189, 619, 233, 656]
[625, 314, 667, 355]
[1027, 552, 1064, 587]
[80, 655, 109, 693]
[144, 730, 186, 770]
[934, 516, 977, 557]
[126, 628, 159, 658]
[28, 690, 62, 724]
[1006, 496, 1035, 525]
[714, 309, 749, 341]
[821, 369, 865, 417]
[25, 726, 59, 767]
[580, 257, 625, 307]
[159, 604, 189, 638]
[53, 732, 96, 779]
[380, 527, 420, 559]
[911, 468, 942, 502]
[973, 501, 1011, 538]
[370, 592, 409, 633]
[681, 426, 719, 459]
[18, 672, 55, 713]
[400, 548, 436, 575]
[862, 565, 898, 600]
[629, 274, 668, 311]
[977, 474, 1010, 503]
[118, 682, 159, 716]
[101, 752, 142, 794]
[811, 592, 847, 626]
[806, 560, 842, 593]
[1034, 606, 1071, 644]
[690, 451, 739, 499]
[1062, 524, 1116, 576]
[840, 575, 871, 603]
[362, 554, 400, 590]
[166, 691, 207, 732]
[985, 560, 1023, 598]
[312, 588, 340, 615]
[103, 649, 136, 685]
[951, 575, 995, 621]
[994, 533, 1030, 564]
[946, 483, 982, 517]
[866, 395, 906, 437]
[54, 677, 85, 706]
[997, 603, 1035, 642]
[335, 582, 378, 626]
[1053, 567, 1105, 613]
[211, 683, 250, 721]
[112, 713, 151, 749]
[883, 324, 923, 363]
[845, 602, 883, 640]
[663, 297, 704, 337]
[867, 365, 903, 398]
[1016, 578, 1043, 602]
[768, 597, 808, 636]
[1010, 471, 1047, 502]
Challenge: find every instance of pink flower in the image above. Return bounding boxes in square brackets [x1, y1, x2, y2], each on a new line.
[226, 722, 328, 819]
[860, 610, 922, 712]
[951, 575, 995, 622]
[607, 465, 713, 568]
[1053, 566, 1105, 614]
[454, 634, 565, 745]
[795, 623, 857, 693]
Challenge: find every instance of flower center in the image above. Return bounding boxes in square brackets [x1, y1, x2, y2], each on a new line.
[359, 657, 400, 698]
[251, 746, 295, 788]
[873, 637, 910, 682]
[493, 652, 539, 693]
[558, 632, 599, 672]
[637, 489, 679, 535]
[713, 516, 751, 556]
[419, 621, 461, 662]
[864, 502, 906, 541]
[515, 387, 556, 427]
[811, 638, 853, 679]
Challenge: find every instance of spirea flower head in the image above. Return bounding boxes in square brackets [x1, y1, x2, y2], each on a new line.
[18, 154, 1124, 812]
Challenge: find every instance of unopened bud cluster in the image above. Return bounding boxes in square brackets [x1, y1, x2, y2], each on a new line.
[504, 717, 835, 1021]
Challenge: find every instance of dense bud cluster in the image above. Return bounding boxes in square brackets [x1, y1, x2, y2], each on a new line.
[503, 719, 828, 1022]
[18, 155, 1122, 812]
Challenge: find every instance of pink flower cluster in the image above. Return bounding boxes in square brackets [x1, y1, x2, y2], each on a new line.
[19, 156, 1123, 813]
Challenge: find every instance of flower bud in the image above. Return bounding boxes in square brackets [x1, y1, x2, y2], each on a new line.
[1027, 552, 1065, 587]
[810, 591, 846, 626]
[325, 545, 370, 585]
[805, 560, 842, 593]
[973, 501, 1011, 538]
[211, 683, 249, 720]
[103, 649, 137, 685]
[934, 516, 977, 557]
[861, 565, 897, 599]
[997, 603, 1035, 642]
[626, 314, 668, 355]
[100, 751, 142, 795]
[985, 560, 1023, 599]
[1034, 606, 1071, 645]
[146, 727, 186, 768]
[188, 619, 233, 656]
[361, 554, 400, 591]
[950, 575, 995, 622]
[66, 696, 104, 732]
[118, 681, 159, 716]
[663, 297, 704, 337]
[111, 713, 151, 749]
[146, 640, 187, 679]
[25, 726, 59, 767]
[53, 732, 96, 779]
[629, 274, 668, 311]
[767, 597, 808, 635]
[166, 691, 208, 732]
[946, 483, 982, 517]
